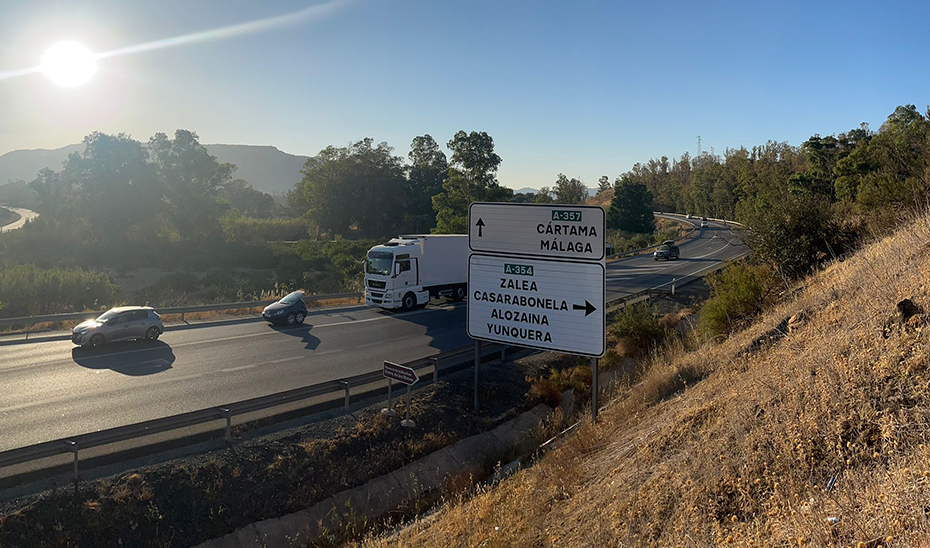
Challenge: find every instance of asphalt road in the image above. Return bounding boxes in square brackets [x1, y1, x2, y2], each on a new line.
[0, 206, 38, 232]
[0, 216, 745, 452]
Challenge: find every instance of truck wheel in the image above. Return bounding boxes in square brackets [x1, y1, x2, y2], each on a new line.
[402, 292, 416, 311]
[451, 285, 467, 301]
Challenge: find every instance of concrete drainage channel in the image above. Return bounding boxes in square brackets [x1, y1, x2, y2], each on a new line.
[195, 402, 558, 548]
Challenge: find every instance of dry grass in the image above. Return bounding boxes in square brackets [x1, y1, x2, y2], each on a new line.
[362, 213, 930, 547]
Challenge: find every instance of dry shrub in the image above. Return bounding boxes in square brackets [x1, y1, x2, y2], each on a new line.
[441, 466, 489, 497]
[658, 312, 681, 331]
[364, 211, 930, 547]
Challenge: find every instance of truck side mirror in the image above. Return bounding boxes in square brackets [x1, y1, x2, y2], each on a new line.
[393, 263, 400, 277]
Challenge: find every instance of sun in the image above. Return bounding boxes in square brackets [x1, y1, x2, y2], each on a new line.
[41, 41, 97, 87]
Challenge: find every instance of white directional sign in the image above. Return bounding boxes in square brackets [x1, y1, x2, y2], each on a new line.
[469, 202, 606, 261]
[467, 254, 605, 357]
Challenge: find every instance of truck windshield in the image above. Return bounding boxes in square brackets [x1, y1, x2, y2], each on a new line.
[366, 251, 393, 275]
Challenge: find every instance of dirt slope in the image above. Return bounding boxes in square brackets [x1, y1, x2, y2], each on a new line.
[365, 214, 930, 547]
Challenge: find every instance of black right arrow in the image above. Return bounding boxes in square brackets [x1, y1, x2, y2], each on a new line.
[573, 300, 597, 316]
[475, 218, 485, 237]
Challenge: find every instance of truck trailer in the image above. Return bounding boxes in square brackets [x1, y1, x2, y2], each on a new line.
[364, 234, 468, 310]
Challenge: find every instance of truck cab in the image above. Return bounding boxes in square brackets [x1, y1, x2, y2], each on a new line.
[364, 235, 468, 311]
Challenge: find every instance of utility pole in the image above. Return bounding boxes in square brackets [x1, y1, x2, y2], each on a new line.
[696, 135, 702, 156]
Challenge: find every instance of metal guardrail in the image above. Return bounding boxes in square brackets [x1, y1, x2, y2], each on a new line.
[0, 292, 363, 330]
[0, 341, 504, 488]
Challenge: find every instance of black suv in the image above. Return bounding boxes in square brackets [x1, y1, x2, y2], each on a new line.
[653, 240, 680, 261]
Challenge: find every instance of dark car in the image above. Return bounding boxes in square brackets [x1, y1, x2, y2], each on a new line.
[262, 291, 308, 326]
[653, 241, 680, 261]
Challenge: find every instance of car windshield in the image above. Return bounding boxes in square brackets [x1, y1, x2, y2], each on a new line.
[96, 309, 120, 322]
[658, 245, 670, 251]
[366, 251, 393, 275]
[279, 291, 304, 305]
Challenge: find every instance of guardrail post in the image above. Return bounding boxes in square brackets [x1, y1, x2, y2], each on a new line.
[500, 347, 506, 363]
[430, 356, 439, 382]
[672, 278, 676, 296]
[181, 312, 186, 323]
[340, 380, 350, 410]
[220, 407, 231, 443]
[67, 440, 79, 496]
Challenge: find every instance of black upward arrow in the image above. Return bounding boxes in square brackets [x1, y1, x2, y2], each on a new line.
[475, 218, 485, 237]
[573, 300, 597, 317]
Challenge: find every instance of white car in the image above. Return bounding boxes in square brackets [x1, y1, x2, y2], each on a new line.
[701, 221, 709, 228]
[686, 214, 693, 219]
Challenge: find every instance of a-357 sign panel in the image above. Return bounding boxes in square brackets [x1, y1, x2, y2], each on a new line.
[467, 254, 605, 357]
[468, 202, 605, 261]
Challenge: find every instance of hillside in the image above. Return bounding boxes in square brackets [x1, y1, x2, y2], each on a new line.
[204, 144, 309, 194]
[365, 214, 930, 546]
[0, 143, 310, 195]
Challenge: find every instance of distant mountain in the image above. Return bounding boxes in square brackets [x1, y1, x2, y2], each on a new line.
[205, 144, 310, 195]
[512, 186, 600, 197]
[0, 144, 84, 185]
[0, 143, 311, 195]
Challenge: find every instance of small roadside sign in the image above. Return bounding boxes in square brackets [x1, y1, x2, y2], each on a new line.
[469, 202, 606, 261]
[383, 361, 419, 386]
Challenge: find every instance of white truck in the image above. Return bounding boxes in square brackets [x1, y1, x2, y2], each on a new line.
[364, 234, 468, 311]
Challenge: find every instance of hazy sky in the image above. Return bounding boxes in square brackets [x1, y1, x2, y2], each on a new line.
[1, 0, 928, 190]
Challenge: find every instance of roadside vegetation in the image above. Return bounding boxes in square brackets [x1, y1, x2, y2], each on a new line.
[361, 188, 930, 548]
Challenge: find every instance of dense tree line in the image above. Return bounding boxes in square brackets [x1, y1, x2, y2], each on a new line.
[23, 129, 279, 244]
[604, 105, 930, 277]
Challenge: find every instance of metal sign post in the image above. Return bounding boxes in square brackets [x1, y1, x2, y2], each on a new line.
[474, 340, 482, 411]
[591, 357, 598, 424]
[380, 377, 395, 417]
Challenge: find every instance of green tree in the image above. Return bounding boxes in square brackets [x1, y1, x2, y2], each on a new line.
[535, 187, 554, 204]
[149, 130, 234, 241]
[61, 132, 159, 241]
[28, 168, 71, 222]
[608, 176, 654, 233]
[220, 179, 277, 218]
[296, 138, 407, 237]
[406, 134, 448, 232]
[596, 175, 611, 195]
[432, 131, 510, 233]
[553, 173, 588, 204]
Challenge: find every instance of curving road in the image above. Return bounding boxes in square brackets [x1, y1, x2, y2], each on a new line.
[0, 216, 745, 452]
[0, 206, 38, 232]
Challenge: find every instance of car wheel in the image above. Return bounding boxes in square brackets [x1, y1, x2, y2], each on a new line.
[144, 327, 160, 342]
[295, 311, 305, 324]
[451, 285, 467, 302]
[89, 334, 105, 348]
[286, 312, 297, 325]
[402, 292, 416, 311]
[654, 257, 658, 261]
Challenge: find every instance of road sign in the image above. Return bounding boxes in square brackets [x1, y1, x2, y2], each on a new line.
[468, 202, 605, 261]
[467, 254, 605, 357]
[383, 361, 419, 385]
